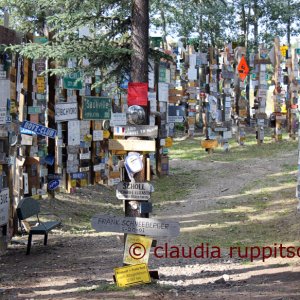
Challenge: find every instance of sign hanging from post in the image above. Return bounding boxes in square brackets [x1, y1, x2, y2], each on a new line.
[91, 214, 180, 237]
[123, 234, 153, 265]
[116, 182, 153, 200]
[127, 82, 148, 106]
[0, 189, 9, 226]
[237, 56, 249, 81]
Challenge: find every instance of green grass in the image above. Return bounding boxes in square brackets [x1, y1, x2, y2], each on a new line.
[169, 132, 298, 162]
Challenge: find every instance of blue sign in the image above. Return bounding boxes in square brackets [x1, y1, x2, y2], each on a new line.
[20, 127, 35, 135]
[48, 174, 62, 180]
[44, 155, 55, 166]
[48, 180, 60, 190]
[21, 121, 57, 139]
[71, 172, 87, 180]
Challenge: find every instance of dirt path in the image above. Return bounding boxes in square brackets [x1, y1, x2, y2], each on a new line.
[1, 142, 300, 299]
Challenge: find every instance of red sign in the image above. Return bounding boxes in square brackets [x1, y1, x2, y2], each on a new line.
[128, 82, 148, 106]
[237, 56, 249, 81]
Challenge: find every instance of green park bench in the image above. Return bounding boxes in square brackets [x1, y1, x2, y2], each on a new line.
[16, 197, 62, 255]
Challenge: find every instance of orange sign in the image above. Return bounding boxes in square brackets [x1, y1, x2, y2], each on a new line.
[237, 56, 249, 81]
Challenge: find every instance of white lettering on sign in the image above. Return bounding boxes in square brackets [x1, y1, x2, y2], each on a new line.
[0, 189, 9, 226]
[55, 102, 78, 122]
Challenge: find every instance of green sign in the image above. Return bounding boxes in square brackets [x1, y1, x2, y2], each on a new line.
[63, 72, 83, 90]
[83, 97, 111, 120]
[150, 37, 162, 48]
[296, 48, 300, 55]
[28, 106, 42, 114]
[159, 66, 166, 82]
[33, 36, 48, 44]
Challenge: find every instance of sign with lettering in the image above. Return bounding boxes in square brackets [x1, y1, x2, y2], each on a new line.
[113, 126, 158, 138]
[91, 214, 180, 237]
[83, 97, 111, 120]
[55, 102, 78, 122]
[70, 172, 87, 180]
[63, 72, 83, 90]
[93, 130, 103, 141]
[114, 264, 151, 288]
[28, 106, 42, 114]
[48, 180, 59, 191]
[110, 113, 127, 126]
[0, 189, 9, 226]
[116, 182, 153, 200]
[237, 56, 249, 81]
[21, 121, 57, 139]
[109, 139, 156, 152]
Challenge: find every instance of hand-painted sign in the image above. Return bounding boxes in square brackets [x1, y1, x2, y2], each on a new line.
[116, 182, 153, 200]
[21, 121, 57, 139]
[82, 97, 111, 120]
[55, 102, 78, 122]
[91, 214, 180, 237]
[0, 189, 9, 226]
[48, 180, 60, 190]
[114, 263, 151, 287]
[113, 125, 158, 138]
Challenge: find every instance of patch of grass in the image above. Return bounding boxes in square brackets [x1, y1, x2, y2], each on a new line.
[169, 131, 298, 163]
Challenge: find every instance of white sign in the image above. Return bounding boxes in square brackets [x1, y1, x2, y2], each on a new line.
[116, 182, 153, 200]
[79, 151, 91, 160]
[0, 107, 6, 125]
[55, 102, 78, 122]
[158, 82, 169, 102]
[110, 113, 127, 126]
[93, 163, 105, 172]
[0, 189, 9, 226]
[68, 120, 80, 146]
[0, 80, 10, 107]
[168, 116, 184, 123]
[93, 130, 103, 141]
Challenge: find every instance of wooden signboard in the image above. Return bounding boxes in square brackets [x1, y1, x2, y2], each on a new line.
[83, 97, 111, 120]
[113, 126, 158, 138]
[116, 182, 153, 200]
[55, 102, 78, 122]
[109, 139, 156, 152]
[91, 214, 180, 237]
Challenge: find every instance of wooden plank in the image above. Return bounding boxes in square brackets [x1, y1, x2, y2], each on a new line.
[91, 214, 180, 237]
[109, 139, 156, 152]
[116, 182, 153, 200]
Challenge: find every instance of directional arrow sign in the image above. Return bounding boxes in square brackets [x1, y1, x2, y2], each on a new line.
[91, 214, 180, 237]
[116, 182, 153, 200]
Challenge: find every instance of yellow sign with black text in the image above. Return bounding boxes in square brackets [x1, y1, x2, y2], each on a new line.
[114, 263, 151, 287]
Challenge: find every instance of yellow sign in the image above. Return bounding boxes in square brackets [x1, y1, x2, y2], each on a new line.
[37, 76, 45, 93]
[103, 130, 110, 139]
[114, 263, 151, 287]
[123, 234, 152, 265]
[164, 137, 173, 148]
[280, 45, 288, 58]
[84, 134, 92, 142]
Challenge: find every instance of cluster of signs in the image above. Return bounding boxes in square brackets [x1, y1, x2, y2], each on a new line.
[91, 181, 180, 287]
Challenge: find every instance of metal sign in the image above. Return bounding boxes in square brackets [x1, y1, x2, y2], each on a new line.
[55, 102, 78, 122]
[91, 214, 180, 237]
[0, 189, 9, 226]
[116, 182, 153, 200]
[82, 97, 111, 120]
[48, 180, 60, 191]
[21, 121, 57, 139]
[63, 72, 83, 90]
[114, 263, 151, 288]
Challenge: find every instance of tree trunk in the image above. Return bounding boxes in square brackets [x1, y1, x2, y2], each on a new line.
[131, 0, 149, 83]
[253, 0, 258, 50]
[159, 1, 167, 50]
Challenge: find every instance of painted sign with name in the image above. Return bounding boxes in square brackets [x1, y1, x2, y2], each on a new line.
[48, 180, 60, 191]
[93, 130, 103, 141]
[123, 234, 152, 265]
[168, 115, 184, 123]
[114, 263, 151, 288]
[21, 121, 57, 139]
[83, 97, 111, 120]
[109, 139, 156, 152]
[79, 152, 91, 160]
[0, 189, 9, 226]
[91, 214, 180, 237]
[63, 72, 83, 90]
[55, 102, 78, 122]
[93, 163, 105, 172]
[0, 107, 6, 125]
[116, 182, 153, 200]
[47, 174, 62, 180]
[114, 125, 158, 138]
